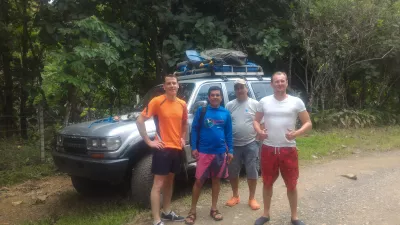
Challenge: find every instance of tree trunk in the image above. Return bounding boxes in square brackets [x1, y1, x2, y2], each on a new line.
[38, 104, 45, 162]
[1, 51, 14, 137]
[342, 73, 349, 108]
[20, 0, 29, 139]
[64, 85, 76, 126]
[64, 103, 71, 127]
[288, 52, 293, 88]
[360, 76, 366, 109]
[305, 54, 309, 94]
[118, 90, 121, 115]
[0, 0, 14, 137]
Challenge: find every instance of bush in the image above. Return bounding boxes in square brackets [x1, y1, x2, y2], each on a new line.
[311, 109, 399, 130]
[0, 138, 56, 186]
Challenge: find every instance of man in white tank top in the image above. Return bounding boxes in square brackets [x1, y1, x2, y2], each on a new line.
[253, 72, 312, 225]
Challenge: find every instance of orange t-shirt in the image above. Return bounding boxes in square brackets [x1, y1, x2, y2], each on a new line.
[141, 95, 188, 150]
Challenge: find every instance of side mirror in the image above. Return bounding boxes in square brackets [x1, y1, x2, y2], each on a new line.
[190, 100, 207, 114]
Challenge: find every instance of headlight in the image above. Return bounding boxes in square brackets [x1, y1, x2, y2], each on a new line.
[87, 136, 122, 151]
[56, 135, 63, 146]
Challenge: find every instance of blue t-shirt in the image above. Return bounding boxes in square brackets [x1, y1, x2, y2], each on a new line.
[190, 105, 233, 154]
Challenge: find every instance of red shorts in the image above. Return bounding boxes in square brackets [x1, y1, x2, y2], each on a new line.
[261, 145, 299, 190]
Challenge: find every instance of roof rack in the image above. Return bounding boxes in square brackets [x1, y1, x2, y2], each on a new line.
[177, 65, 264, 81]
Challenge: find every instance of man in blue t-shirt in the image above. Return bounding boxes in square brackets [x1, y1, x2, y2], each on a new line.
[184, 86, 233, 224]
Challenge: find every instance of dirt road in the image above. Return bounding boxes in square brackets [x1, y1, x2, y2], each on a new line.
[162, 150, 400, 225]
[1, 150, 400, 225]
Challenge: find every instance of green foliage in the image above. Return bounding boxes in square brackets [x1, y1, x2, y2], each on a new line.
[23, 197, 140, 225]
[0, 139, 55, 187]
[250, 28, 289, 62]
[311, 109, 399, 129]
[1, 0, 400, 139]
[297, 126, 400, 160]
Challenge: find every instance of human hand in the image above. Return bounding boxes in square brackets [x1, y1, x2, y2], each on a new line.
[227, 153, 234, 164]
[181, 138, 186, 148]
[147, 139, 165, 150]
[285, 129, 297, 140]
[192, 149, 199, 160]
[258, 128, 268, 140]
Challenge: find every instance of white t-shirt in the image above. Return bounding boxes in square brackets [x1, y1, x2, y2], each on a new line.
[257, 95, 306, 147]
[226, 98, 259, 146]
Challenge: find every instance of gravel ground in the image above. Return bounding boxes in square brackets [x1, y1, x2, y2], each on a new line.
[158, 150, 400, 225]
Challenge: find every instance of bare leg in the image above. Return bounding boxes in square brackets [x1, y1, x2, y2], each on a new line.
[229, 177, 239, 197]
[151, 175, 167, 222]
[211, 177, 221, 210]
[262, 184, 273, 217]
[161, 173, 175, 213]
[248, 179, 257, 200]
[287, 188, 298, 220]
[189, 179, 204, 213]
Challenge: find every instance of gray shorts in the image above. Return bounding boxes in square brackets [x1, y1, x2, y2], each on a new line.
[228, 141, 260, 179]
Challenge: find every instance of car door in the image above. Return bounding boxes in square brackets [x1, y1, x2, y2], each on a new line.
[184, 82, 222, 163]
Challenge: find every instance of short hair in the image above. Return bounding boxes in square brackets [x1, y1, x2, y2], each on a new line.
[164, 73, 178, 83]
[208, 86, 223, 97]
[271, 71, 288, 82]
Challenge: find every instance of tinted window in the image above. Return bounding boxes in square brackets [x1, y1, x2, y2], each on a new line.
[225, 81, 251, 101]
[251, 82, 273, 101]
[193, 83, 222, 105]
[134, 83, 195, 111]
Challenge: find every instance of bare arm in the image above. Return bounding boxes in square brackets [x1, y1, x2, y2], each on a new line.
[136, 115, 152, 145]
[253, 111, 264, 134]
[295, 110, 312, 137]
[286, 110, 312, 140]
[181, 119, 188, 147]
[181, 120, 188, 139]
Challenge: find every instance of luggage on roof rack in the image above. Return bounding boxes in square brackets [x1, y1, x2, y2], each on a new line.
[176, 64, 264, 80]
[175, 48, 264, 80]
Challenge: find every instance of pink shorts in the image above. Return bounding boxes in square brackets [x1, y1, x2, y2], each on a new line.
[195, 152, 228, 183]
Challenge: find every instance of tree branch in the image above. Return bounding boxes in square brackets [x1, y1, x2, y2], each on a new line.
[345, 47, 395, 70]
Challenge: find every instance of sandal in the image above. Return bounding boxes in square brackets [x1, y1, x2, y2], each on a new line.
[184, 212, 196, 225]
[210, 209, 223, 221]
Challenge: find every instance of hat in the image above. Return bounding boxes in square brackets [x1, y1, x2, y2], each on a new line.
[234, 78, 246, 85]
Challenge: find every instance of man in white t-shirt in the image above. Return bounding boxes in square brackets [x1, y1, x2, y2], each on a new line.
[225, 79, 260, 210]
[253, 72, 312, 225]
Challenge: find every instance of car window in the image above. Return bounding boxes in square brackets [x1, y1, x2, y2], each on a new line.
[225, 81, 252, 101]
[193, 83, 223, 108]
[134, 83, 195, 111]
[251, 82, 273, 101]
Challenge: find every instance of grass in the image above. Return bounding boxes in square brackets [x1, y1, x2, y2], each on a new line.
[2, 126, 400, 225]
[22, 191, 141, 225]
[0, 138, 56, 187]
[296, 126, 400, 161]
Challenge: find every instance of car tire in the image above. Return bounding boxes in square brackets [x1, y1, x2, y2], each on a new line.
[71, 176, 109, 196]
[131, 154, 160, 208]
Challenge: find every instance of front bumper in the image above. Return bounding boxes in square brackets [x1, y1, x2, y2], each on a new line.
[52, 151, 129, 183]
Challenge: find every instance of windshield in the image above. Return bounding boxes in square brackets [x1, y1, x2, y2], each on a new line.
[133, 83, 195, 111]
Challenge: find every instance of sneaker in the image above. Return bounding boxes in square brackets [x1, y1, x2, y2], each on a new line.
[225, 196, 240, 207]
[291, 219, 305, 225]
[161, 211, 185, 222]
[254, 216, 270, 225]
[153, 221, 164, 225]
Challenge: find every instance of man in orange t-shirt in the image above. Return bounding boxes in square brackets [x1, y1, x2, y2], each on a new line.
[136, 74, 188, 225]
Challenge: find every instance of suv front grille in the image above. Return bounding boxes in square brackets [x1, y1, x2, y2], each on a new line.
[63, 136, 87, 154]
